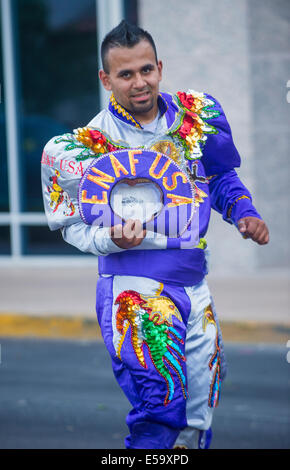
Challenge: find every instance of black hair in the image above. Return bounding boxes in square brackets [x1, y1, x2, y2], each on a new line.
[101, 20, 158, 73]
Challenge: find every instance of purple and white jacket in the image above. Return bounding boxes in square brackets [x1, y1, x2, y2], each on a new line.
[41, 89, 261, 287]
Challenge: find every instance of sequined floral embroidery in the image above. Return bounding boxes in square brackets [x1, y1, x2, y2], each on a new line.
[202, 304, 221, 408]
[115, 289, 188, 405]
[168, 90, 220, 160]
[54, 133, 95, 161]
[74, 127, 127, 158]
[54, 128, 127, 162]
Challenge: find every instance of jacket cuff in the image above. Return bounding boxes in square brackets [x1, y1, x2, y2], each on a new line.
[96, 227, 125, 255]
[226, 196, 262, 225]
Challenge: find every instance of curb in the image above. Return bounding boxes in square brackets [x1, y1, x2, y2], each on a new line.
[0, 314, 101, 340]
[0, 313, 290, 344]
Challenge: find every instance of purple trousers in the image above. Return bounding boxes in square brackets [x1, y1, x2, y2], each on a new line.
[96, 274, 226, 449]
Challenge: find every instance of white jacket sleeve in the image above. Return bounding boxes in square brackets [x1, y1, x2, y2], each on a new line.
[61, 222, 167, 256]
[60, 223, 123, 256]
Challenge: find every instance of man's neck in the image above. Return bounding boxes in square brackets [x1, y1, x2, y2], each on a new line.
[132, 106, 159, 126]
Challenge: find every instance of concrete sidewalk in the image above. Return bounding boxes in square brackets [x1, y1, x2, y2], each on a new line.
[0, 266, 289, 321]
[0, 266, 289, 343]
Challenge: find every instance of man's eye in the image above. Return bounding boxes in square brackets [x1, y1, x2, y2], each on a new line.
[142, 67, 152, 74]
[121, 72, 131, 78]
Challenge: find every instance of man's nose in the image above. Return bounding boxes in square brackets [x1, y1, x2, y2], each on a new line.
[133, 73, 146, 89]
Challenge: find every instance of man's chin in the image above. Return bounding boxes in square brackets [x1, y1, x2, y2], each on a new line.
[130, 100, 154, 116]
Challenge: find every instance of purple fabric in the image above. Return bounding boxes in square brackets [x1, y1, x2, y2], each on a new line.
[229, 196, 262, 226]
[98, 247, 207, 287]
[125, 421, 180, 449]
[92, 91, 263, 450]
[160, 92, 179, 129]
[101, 92, 262, 286]
[79, 148, 194, 237]
[96, 275, 190, 448]
[208, 169, 262, 226]
[201, 94, 241, 175]
[96, 156, 211, 287]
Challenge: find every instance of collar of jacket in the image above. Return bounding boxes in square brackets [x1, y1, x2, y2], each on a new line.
[108, 92, 179, 130]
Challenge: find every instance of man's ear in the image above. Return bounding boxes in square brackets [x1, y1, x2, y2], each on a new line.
[99, 70, 112, 91]
[157, 60, 163, 82]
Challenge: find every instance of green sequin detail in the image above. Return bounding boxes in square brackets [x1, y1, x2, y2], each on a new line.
[167, 92, 221, 161]
[54, 134, 95, 161]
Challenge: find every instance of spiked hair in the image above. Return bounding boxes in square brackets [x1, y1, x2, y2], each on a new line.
[101, 20, 158, 73]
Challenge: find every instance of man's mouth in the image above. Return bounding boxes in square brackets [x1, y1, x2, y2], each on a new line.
[131, 91, 151, 102]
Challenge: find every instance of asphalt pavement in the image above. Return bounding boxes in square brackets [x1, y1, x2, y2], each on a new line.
[0, 337, 289, 449]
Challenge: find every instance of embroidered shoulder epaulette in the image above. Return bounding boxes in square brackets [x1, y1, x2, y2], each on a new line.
[167, 90, 220, 160]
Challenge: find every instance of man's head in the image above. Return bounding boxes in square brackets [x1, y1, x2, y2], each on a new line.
[99, 21, 163, 124]
[101, 21, 158, 74]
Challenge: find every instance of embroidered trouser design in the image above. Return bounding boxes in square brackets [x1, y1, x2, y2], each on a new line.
[96, 275, 226, 449]
[115, 289, 188, 405]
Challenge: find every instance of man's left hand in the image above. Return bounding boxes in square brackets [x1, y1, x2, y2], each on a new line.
[237, 217, 269, 245]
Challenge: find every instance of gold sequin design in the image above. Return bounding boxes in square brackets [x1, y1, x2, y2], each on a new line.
[110, 94, 142, 128]
[202, 304, 221, 408]
[150, 140, 182, 165]
[74, 127, 107, 154]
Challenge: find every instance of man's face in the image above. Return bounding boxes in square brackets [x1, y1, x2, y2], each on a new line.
[99, 40, 163, 124]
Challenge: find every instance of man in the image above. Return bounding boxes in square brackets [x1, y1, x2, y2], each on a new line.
[41, 21, 269, 449]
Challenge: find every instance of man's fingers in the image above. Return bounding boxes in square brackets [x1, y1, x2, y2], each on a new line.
[123, 219, 143, 240]
[247, 220, 269, 244]
[126, 220, 146, 246]
[134, 228, 147, 246]
[123, 219, 135, 240]
[250, 221, 264, 241]
[256, 227, 270, 245]
[238, 219, 247, 233]
[111, 219, 146, 248]
[238, 217, 269, 245]
[238, 218, 252, 239]
[239, 218, 259, 237]
[110, 224, 123, 239]
[238, 218, 251, 238]
[131, 220, 146, 243]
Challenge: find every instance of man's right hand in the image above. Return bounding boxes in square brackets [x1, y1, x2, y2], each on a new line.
[110, 219, 146, 249]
